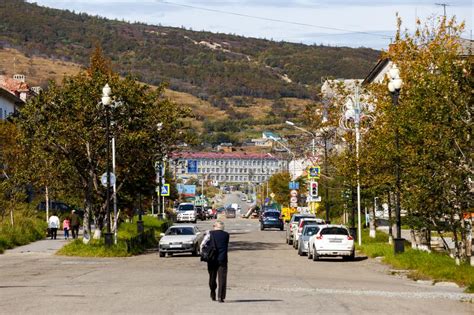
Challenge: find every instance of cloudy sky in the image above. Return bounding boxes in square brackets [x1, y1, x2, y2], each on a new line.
[30, 0, 473, 49]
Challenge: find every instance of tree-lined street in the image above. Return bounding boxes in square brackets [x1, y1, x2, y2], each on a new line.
[1, 213, 471, 314]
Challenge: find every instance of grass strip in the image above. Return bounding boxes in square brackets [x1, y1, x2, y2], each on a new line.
[57, 215, 170, 257]
[357, 228, 474, 293]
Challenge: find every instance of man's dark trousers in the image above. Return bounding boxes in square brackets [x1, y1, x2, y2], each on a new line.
[208, 262, 227, 301]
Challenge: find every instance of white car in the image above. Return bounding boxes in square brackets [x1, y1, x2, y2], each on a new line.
[293, 217, 325, 249]
[159, 225, 204, 257]
[176, 203, 197, 223]
[308, 225, 355, 261]
[286, 214, 316, 245]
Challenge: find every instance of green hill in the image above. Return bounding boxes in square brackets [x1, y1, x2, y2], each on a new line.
[0, 0, 380, 101]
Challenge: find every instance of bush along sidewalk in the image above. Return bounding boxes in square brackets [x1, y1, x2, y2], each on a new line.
[57, 216, 171, 257]
[0, 217, 47, 254]
[356, 228, 474, 293]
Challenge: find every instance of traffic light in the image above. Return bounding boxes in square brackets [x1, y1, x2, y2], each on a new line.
[310, 181, 318, 197]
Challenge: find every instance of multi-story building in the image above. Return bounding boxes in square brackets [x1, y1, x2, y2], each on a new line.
[170, 152, 288, 184]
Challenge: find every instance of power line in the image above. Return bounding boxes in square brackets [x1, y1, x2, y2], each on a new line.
[157, 0, 392, 39]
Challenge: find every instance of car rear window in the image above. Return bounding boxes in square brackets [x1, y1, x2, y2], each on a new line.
[304, 226, 320, 235]
[264, 212, 280, 217]
[178, 205, 194, 211]
[320, 227, 349, 236]
[293, 215, 315, 223]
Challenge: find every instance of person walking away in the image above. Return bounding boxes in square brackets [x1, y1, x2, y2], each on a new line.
[70, 210, 80, 239]
[201, 221, 230, 303]
[48, 213, 60, 240]
[63, 217, 70, 240]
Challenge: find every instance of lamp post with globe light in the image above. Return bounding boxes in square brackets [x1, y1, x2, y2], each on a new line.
[387, 64, 405, 254]
[101, 83, 114, 247]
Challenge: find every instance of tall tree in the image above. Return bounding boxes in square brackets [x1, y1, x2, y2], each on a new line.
[17, 48, 190, 238]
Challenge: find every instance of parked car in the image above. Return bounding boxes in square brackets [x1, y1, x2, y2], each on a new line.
[225, 207, 236, 218]
[195, 205, 206, 221]
[260, 210, 284, 231]
[286, 213, 316, 245]
[308, 225, 355, 261]
[158, 225, 204, 257]
[293, 218, 325, 249]
[176, 203, 197, 223]
[298, 225, 320, 256]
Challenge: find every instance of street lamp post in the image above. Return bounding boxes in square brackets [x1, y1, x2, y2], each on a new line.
[101, 84, 113, 247]
[388, 64, 405, 254]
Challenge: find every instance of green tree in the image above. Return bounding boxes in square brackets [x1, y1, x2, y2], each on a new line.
[17, 48, 190, 239]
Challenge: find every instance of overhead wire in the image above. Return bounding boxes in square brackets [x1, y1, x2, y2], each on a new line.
[157, 0, 393, 39]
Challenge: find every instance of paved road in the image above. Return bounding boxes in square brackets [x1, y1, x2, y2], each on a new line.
[0, 218, 472, 314]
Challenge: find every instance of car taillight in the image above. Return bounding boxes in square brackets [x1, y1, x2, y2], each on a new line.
[316, 235, 323, 240]
[347, 235, 353, 240]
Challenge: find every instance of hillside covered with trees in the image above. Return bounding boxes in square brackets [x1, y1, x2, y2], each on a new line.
[0, 0, 380, 102]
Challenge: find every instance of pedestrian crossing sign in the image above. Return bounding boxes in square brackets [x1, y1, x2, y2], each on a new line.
[157, 184, 170, 197]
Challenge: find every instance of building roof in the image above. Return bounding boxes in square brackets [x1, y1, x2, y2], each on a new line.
[0, 75, 30, 94]
[0, 87, 24, 106]
[171, 151, 281, 160]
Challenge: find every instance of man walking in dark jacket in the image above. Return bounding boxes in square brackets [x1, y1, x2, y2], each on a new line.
[70, 210, 80, 239]
[202, 221, 229, 303]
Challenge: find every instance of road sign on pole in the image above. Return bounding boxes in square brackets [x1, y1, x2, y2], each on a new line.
[101, 172, 116, 187]
[308, 166, 321, 179]
[157, 183, 170, 196]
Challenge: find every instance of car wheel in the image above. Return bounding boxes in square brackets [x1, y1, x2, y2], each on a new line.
[260, 225, 264, 231]
[280, 226, 284, 231]
[192, 245, 199, 256]
[167, 253, 173, 257]
[193, 220, 197, 224]
[159, 251, 165, 258]
[348, 250, 355, 261]
[288, 239, 293, 245]
[312, 248, 320, 261]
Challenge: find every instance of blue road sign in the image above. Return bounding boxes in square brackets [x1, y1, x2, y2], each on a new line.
[289, 181, 300, 190]
[187, 160, 198, 173]
[157, 184, 170, 196]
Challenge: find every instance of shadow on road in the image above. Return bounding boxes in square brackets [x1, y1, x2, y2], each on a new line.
[314, 256, 368, 262]
[227, 299, 283, 303]
[229, 240, 280, 251]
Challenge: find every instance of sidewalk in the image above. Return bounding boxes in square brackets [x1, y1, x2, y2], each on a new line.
[4, 228, 83, 256]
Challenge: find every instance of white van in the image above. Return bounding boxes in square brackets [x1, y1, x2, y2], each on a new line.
[176, 203, 197, 223]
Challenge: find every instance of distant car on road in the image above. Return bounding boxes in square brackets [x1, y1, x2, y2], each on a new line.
[159, 225, 204, 257]
[260, 210, 284, 231]
[176, 203, 197, 223]
[286, 213, 316, 245]
[293, 218, 325, 249]
[308, 225, 355, 261]
[298, 225, 320, 256]
[195, 205, 206, 221]
[225, 207, 236, 218]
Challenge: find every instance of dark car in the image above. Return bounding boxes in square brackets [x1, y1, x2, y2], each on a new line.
[260, 210, 284, 231]
[225, 208, 236, 218]
[195, 206, 206, 221]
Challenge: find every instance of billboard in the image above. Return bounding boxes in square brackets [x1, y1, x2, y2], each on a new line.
[177, 184, 196, 196]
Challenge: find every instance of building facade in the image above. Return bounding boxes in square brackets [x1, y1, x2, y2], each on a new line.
[171, 152, 288, 184]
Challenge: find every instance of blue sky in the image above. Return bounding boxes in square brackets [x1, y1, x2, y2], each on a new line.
[29, 0, 473, 49]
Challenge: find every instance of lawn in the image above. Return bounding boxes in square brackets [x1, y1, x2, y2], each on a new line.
[357, 229, 474, 293]
[57, 215, 170, 257]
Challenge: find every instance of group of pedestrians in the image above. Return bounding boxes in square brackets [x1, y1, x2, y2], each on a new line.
[47, 210, 80, 240]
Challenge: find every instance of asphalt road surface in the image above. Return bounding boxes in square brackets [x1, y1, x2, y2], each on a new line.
[0, 216, 472, 314]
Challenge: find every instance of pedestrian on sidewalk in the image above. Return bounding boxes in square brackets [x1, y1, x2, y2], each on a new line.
[201, 221, 230, 303]
[70, 210, 80, 239]
[48, 213, 60, 240]
[62, 217, 70, 240]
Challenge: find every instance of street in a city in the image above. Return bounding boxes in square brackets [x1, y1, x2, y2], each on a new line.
[0, 195, 472, 315]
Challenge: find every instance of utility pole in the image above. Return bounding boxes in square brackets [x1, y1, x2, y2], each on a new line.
[435, 3, 449, 18]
